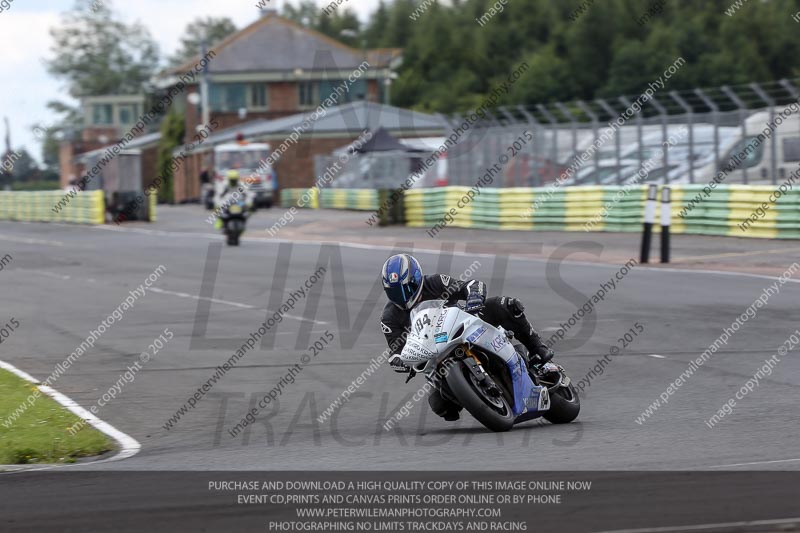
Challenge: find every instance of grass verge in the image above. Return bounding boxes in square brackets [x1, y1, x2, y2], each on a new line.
[0, 368, 114, 464]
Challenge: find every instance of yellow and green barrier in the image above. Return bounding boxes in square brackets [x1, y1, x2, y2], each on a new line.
[280, 187, 320, 209]
[149, 191, 157, 222]
[405, 184, 800, 239]
[281, 188, 375, 211]
[0, 190, 105, 225]
[280, 185, 800, 239]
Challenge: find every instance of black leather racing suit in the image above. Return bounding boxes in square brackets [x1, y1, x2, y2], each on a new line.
[379, 274, 550, 419]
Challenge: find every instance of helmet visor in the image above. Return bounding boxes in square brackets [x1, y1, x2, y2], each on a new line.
[385, 279, 421, 310]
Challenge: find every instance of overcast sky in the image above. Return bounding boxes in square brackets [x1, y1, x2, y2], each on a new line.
[0, 0, 381, 164]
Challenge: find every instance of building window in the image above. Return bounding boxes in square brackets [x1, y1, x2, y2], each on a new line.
[248, 84, 268, 110]
[339, 78, 366, 102]
[209, 83, 247, 112]
[300, 79, 368, 108]
[299, 81, 320, 107]
[117, 104, 139, 126]
[92, 104, 113, 125]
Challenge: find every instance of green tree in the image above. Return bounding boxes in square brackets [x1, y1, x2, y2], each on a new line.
[600, 41, 657, 97]
[505, 47, 571, 105]
[316, 9, 362, 45]
[281, 0, 322, 27]
[169, 17, 238, 67]
[45, 0, 159, 98]
[155, 110, 186, 204]
[281, 0, 800, 114]
[363, 1, 391, 47]
[8, 149, 41, 182]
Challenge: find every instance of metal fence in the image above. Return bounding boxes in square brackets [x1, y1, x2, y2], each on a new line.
[318, 79, 800, 189]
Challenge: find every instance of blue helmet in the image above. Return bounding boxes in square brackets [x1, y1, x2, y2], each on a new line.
[381, 254, 424, 310]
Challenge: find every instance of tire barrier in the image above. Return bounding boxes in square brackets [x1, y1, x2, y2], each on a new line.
[280, 185, 800, 240]
[280, 188, 319, 209]
[404, 185, 800, 239]
[0, 190, 105, 225]
[281, 188, 376, 211]
[149, 192, 157, 222]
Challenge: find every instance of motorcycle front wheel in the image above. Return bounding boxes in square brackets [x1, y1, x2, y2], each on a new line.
[227, 220, 243, 246]
[445, 360, 514, 432]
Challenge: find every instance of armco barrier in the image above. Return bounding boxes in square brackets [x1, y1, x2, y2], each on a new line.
[0, 190, 105, 225]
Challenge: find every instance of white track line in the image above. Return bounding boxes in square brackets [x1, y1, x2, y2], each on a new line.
[0, 360, 141, 469]
[148, 286, 256, 309]
[28, 269, 71, 281]
[0, 233, 65, 246]
[147, 286, 327, 325]
[647, 354, 666, 359]
[19, 267, 326, 326]
[594, 517, 800, 533]
[89, 224, 800, 286]
[707, 457, 800, 468]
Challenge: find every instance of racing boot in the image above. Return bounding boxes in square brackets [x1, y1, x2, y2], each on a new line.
[502, 297, 554, 367]
[527, 331, 555, 367]
[428, 390, 462, 421]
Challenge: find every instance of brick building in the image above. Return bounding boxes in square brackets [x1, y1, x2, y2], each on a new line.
[63, 9, 402, 197]
[59, 95, 152, 187]
[171, 101, 447, 203]
[160, 9, 403, 142]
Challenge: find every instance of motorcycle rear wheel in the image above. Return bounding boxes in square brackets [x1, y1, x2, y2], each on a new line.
[543, 383, 580, 424]
[445, 361, 514, 432]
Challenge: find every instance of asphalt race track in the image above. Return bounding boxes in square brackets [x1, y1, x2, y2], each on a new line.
[2, 206, 800, 531]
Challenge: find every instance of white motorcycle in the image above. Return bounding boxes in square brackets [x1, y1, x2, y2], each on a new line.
[398, 300, 580, 432]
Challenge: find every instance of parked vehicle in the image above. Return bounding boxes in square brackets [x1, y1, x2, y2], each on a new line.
[692, 107, 800, 184]
[569, 125, 740, 185]
[211, 142, 276, 209]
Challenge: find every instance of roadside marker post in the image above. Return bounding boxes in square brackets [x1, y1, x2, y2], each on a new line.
[661, 187, 672, 263]
[640, 184, 658, 264]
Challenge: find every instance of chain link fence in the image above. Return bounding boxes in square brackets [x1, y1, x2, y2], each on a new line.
[315, 80, 800, 190]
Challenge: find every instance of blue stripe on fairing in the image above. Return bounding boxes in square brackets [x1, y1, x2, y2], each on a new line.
[507, 354, 538, 417]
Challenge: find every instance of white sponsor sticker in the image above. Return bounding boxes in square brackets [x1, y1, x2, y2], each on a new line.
[539, 388, 551, 411]
[401, 340, 436, 362]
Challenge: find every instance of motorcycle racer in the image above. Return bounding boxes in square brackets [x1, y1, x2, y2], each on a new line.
[380, 253, 555, 421]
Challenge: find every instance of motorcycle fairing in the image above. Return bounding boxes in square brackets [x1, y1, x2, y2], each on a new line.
[507, 354, 550, 417]
[402, 301, 550, 417]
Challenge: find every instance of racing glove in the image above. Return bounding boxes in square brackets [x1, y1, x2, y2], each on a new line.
[388, 354, 410, 373]
[464, 280, 487, 314]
